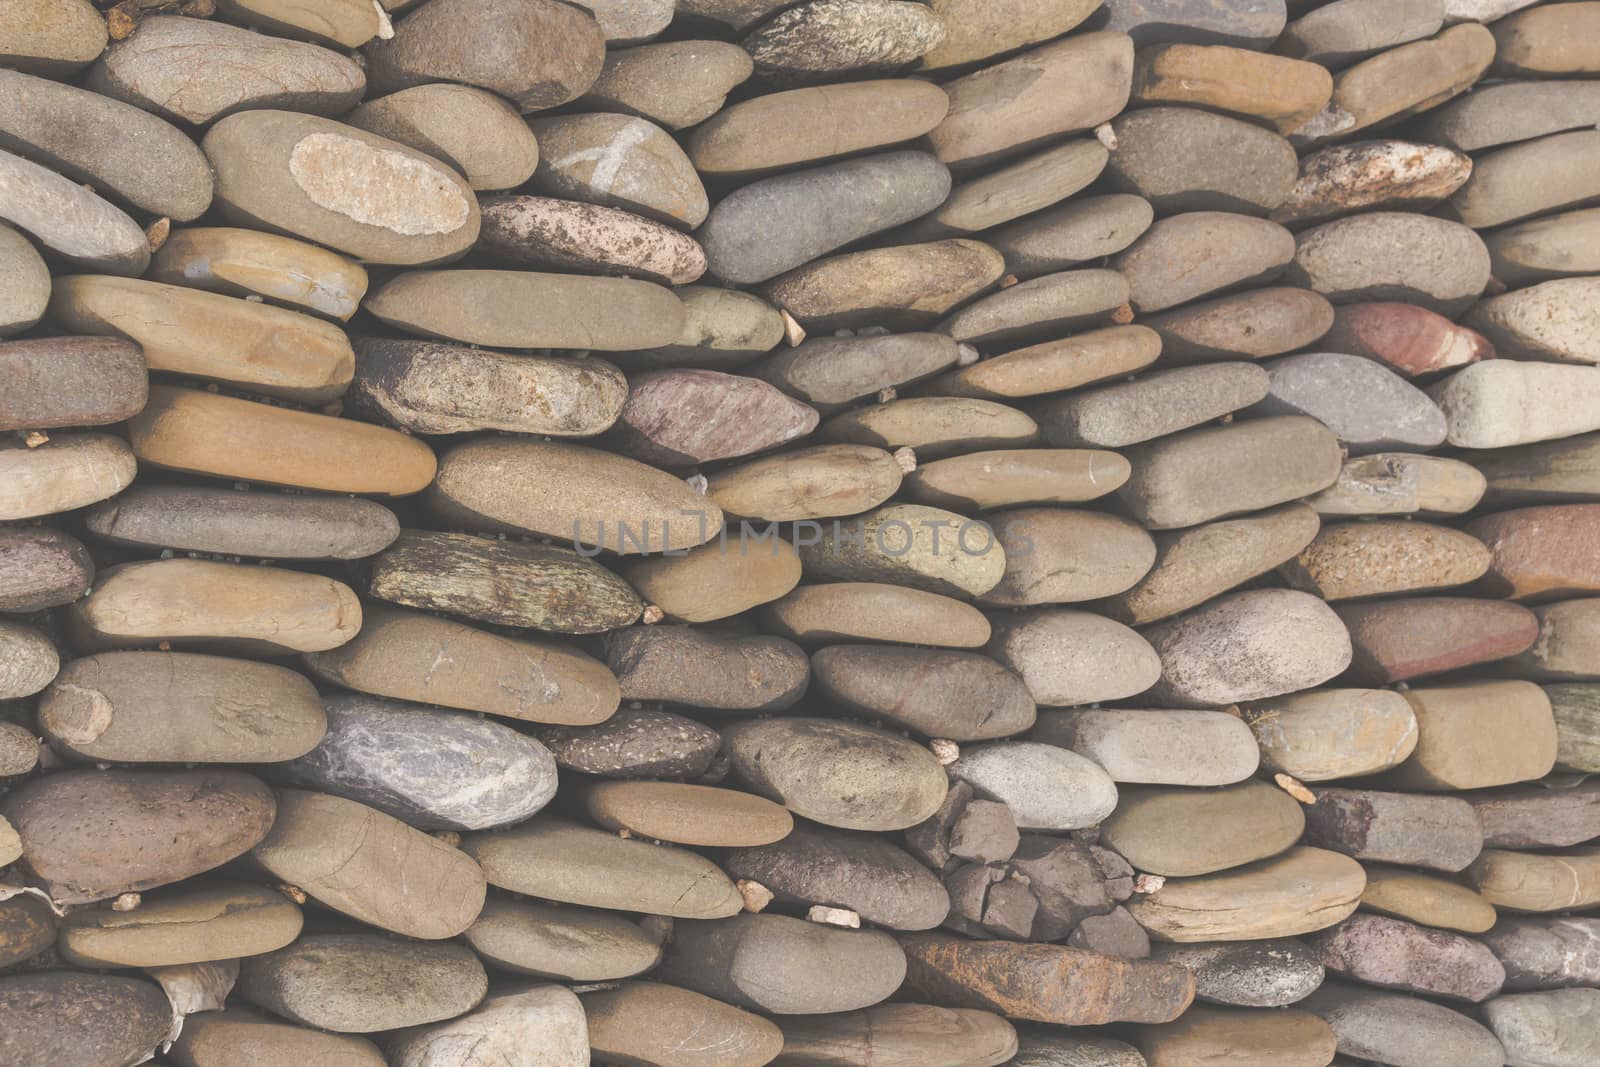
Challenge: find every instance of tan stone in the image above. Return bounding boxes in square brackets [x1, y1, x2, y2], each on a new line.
[1127, 847, 1366, 942]
[1360, 865, 1498, 934]
[916, 0, 1100, 71]
[909, 139, 1109, 238]
[0, 0, 106, 75]
[213, 0, 379, 47]
[59, 883, 302, 968]
[1281, 520, 1490, 600]
[624, 534, 801, 622]
[773, 1003, 1018, 1067]
[761, 582, 992, 648]
[905, 449, 1129, 512]
[821, 398, 1038, 460]
[463, 898, 662, 981]
[796, 502, 1007, 597]
[764, 239, 1003, 332]
[0, 432, 134, 521]
[1468, 504, 1600, 601]
[582, 40, 754, 130]
[346, 83, 539, 192]
[1132, 43, 1332, 133]
[1388, 681, 1558, 790]
[1506, 599, 1600, 680]
[1136, 1007, 1337, 1067]
[149, 227, 368, 321]
[583, 981, 784, 1067]
[1100, 781, 1306, 878]
[1311, 452, 1486, 517]
[705, 445, 902, 521]
[981, 507, 1156, 606]
[583, 782, 794, 847]
[1242, 689, 1418, 782]
[1468, 848, 1600, 913]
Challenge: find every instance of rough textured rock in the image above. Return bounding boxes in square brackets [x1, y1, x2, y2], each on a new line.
[0, 896, 58, 970]
[1008, 1032, 1147, 1066]
[1484, 917, 1600, 990]
[1548, 682, 1600, 773]
[1095, 0, 1288, 48]
[1467, 278, 1600, 367]
[0, 620, 56, 701]
[1108, 107, 1297, 214]
[0, 972, 171, 1067]
[949, 741, 1118, 830]
[917, 0, 1100, 70]
[1302, 788, 1483, 872]
[1127, 847, 1366, 942]
[1242, 688, 1418, 782]
[742, 0, 947, 82]
[811, 644, 1036, 740]
[1282, 520, 1490, 600]
[610, 368, 818, 467]
[1312, 453, 1487, 517]
[1273, 141, 1472, 227]
[1100, 781, 1305, 877]
[0, 0, 106, 76]
[1309, 913, 1503, 1003]
[605, 624, 808, 711]
[0, 525, 93, 612]
[1469, 781, 1600, 849]
[764, 239, 1003, 333]
[583, 981, 784, 1067]
[532, 705, 720, 781]
[1153, 939, 1326, 1008]
[478, 195, 705, 285]
[1033, 361, 1265, 449]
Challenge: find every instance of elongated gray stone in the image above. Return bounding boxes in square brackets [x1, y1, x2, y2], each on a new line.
[85, 486, 398, 561]
[1287, 211, 1490, 316]
[1255, 351, 1446, 453]
[1107, 107, 1297, 214]
[0, 222, 47, 337]
[950, 741, 1117, 830]
[1483, 989, 1600, 1067]
[463, 898, 662, 981]
[0, 148, 148, 276]
[987, 194, 1154, 279]
[986, 608, 1161, 708]
[1303, 983, 1505, 1067]
[386, 985, 590, 1067]
[1034, 363, 1269, 449]
[1420, 79, 1600, 153]
[1115, 211, 1295, 313]
[0, 972, 170, 1067]
[812, 645, 1035, 741]
[1447, 129, 1600, 231]
[606, 624, 808, 711]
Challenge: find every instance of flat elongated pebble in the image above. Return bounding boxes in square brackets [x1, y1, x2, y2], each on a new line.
[253, 789, 485, 937]
[1101, 781, 1304, 877]
[460, 816, 741, 918]
[40, 650, 324, 764]
[1304, 984, 1504, 1067]
[478, 195, 704, 285]
[1433, 362, 1600, 450]
[1129, 847, 1365, 942]
[1303, 788, 1482, 872]
[237, 934, 486, 1033]
[1485, 207, 1600, 288]
[1338, 596, 1536, 684]
[1468, 278, 1600, 367]
[906, 449, 1129, 513]
[897, 934, 1194, 1025]
[583, 40, 754, 129]
[1273, 141, 1472, 228]
[352, 339, 625, 437]
[1549, 682, 1600, 773]
[1387, 680, 1557, 790]
[430, 437, 719, 554]
[1116, 211, 1295, 312]
[1282, 521, 1489, 600]
[0, 149, 148, 276]
[906, 140, 1108, 243]
[1448, 131, 1600, 233]
[935, 272, 1134, 352]
[170, 1009, 386, 1067]
[1108, 107, 1296, 215]
[90, 16, 364, 125]
[611, 368, 818, 467]
[1, 433, 135, 521]
[387, 985, 589, 1067]
[917, 0, 1100, 71]
[774, 1003, 1016, 1067]
[130, 385, 435, 495]
[988, 194, 1154, 279]
[50, 274, 354, 402]
[1101, 502, 1321, 625]
[725, 717, 949, 831]
[1144, 589, 1352, 706]
[148, 226, 368, 320]
[1035, 362, 1268, 449]
[1495, 599, 1600, 680]
[758, 334, 960, 409]
[1485, 989, 1600, 1067]
[812, 644, 1034, 740]
[702, 151, 951, 285]
[0, 972, 171, 1067]
[1033, 708, 1257, 786]
[0, 68, 212, 221]
[369, 529, 640, 633]
[0, 526, 93, 612]
[204, 109, 480, 266]
[583, 981, 784, 1067]
[1312, 452, 1486, 516]
[742, 0, 946, 82]
[1243, 688, 1418, 782]
[302, 604, 620, 726]
[1484, 917, 1600, 989]
[1135, 1007, 1335, 1067]
[606, 624, 808, 711]
[1468, 504, 1600, 600]
[1492, 2, 1600, 75]
[1095, 0, 1287, 48]
[70, 558, 360, 655]
[0, 0, 106, 75]
[1468, 781, 1600, 849]
[929, 32, 1133, 170]
[1119, 416, 1342, 529]
[58, 882, 301, 968]
[1469, 848, 1600, 914]
[532, 706, 721, 780]
[213, 0, 379, 46]
[1279, 0, 1442, 66]
[936, 320, 1160, 402]
[987, 609, 1160, 708]
[950, 741, 1117, 830]
[565, 0, 673, 42]
[367, 0, 605, 110]
[0, 337, 145, 432]
[347, 84, 539, 192]
[822, 398, 1038, 460]
[1423, 78, 1600, 155]
[368, 268, 682, 349]
[282, 695, 556, 831]
[529, 113, 706, 228]
[765, 239, 1002, 333]
[0, 222, 48, 336]
[1361, 865, 1498, 933]
[724, 823, 950, 931]
[796, 501, 1009, 596]
[622, 284, 784, 369]
[3, 767, 275, 904]
[1152, 940, 1326, 1008]
[584, 781, 792, 847]
[1131, 43, 1332, 133]
[464, 898, 662, 980]
[1142, 286, 1333, 363]
[1287, 212, 1489, 316]
[762, 582, 992, 648]
[0, 620, 56, 700]
[1321, 301, 1492, 378]
[981, 507, 1155, 606]
[623, 533, 802, 622]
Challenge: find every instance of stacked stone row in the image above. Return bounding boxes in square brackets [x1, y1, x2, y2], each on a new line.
[1, 0, 1598, 1065]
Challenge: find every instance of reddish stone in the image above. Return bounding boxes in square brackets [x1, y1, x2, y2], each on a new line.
[1335, 596, 1538, 684]
[1308, 913, 1505, 1002]
[609, 368, 820, 468]
[1321, 302, 1494, 378]
[0, 526, 93, 612]
[1467, 504, 1600, 601]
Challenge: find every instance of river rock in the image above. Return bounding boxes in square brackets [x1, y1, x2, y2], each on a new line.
[1283, 521, 1490, 601]
[0, 432, 135, 521]
[213, 0, 380, 46]
[1314, 452, 1486, 517]
[369, 529, 639, 633]
[950, 741, 1117, 830]
[987, 194, 1153, 279]
[1303, 787, 1483, 872]
[90, 15, 365, 125]
[0, 896, 58, 969]
[906, 449, 1129, 513]
[584, 781, 793, 847]
[618, 287, 782, 370]
[0, 972, 171, 1067]
[724, 823, 950, 930]
[821, 397, 1038, 459]
[169, 1009, 386, 1067]
[765, 240, 1001, 333]
[0, 223, 47, 336]
[610, 369, 817, 467]
[532, 705, 720, 780]
[906, 139, 1107, 241]
[1135, 1006, 1336, 1067]
[236, 934, 486, 1033]
[464, 897, 662, 980]
[987, 609, 1160, 708]
[366, 0, 605, 110]
[762, 582, 992, 648]
[39, 650, 324, 764]
[1242, 688, 1418, 782]
[1339, 595, 1538, 682]
[1497, 598, 1600, 680]
[1549, 683, 1600, 772]
[1034, 362, 1268, 449]
[0, 526, 93, 612]
[606, 624, 808, 711]
[701, 151, 951, 284]
[743, 0, 946, 81]
[796, 500, 1009, 595]
[1095, 0, 1287, 48]
[1143, 286, 1333, 363]
[1128, 847, 1366, 942]
[0, 620, 55, 700]
[0, 337, 145, 431]
[479, 195, 704, 284]
[1432, 362, 1600, 449]
[1279, 0, 1441, 66]
[897, 934, 1195, 1024]
[1101, 781, 1305, 877]
[1361, 865, 1498, 933]
[812, 644, 1035, 740]
[1468, 278, 1600, 367]
[386, 985, 589, 1067]
[1303, 983, 1505, 1067]
[1485, 989, 1600, 1067]
[1152, 940, 1326, 1007]
[1469, 848, 1600, 914]
[1421, 78, 1600, 153]
[1287, 211, 1489, 315]
[981, 507, 1156, 606]
[774, 1004, 1016, 1067]
[1109, 107, 1296, 214]
[759, 334, 959, 410]
[148, 226, 369, 320]
[0, 148, 148, 276]
[1131, 43, 1332, 133]
[1492, 1, 1600, 75]
[583, 981, 785, 1067]
[57, 882, 301, 968]
[0, 0, 105, 75]
[281, 695, 556, 831]
[528, 112, 706, 228]
[584, 40, 753, 129]
[916, 0, 1100, 70]
[934, 272, 1132, 353]
[1256, 351, 1447, 451]
[1320, 302, 1493, 377]
[1484, 917, 1600, 990]
[1273, 141, 1471, 228]
[622, 532, 801, 621]
[1115, 211, 1294, 313]
[0, 724, 35, 777]
[1469, 504, 1600, 600]
[1468, 781, 1595, 853]
[1034, 708, 1258, 786]
[3, 767, 275, 904]
[1449, 130, 1600, 233]
[1484, 207, 1600, 287]
[348, 84, 539, 192]
[1387, 680, 1558, 790]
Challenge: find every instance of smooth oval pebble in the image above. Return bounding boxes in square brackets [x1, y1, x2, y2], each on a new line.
[1320, 301, 1494, 378]
[622, 284, 784, 369]
[0, 896, 56, 969]
[583, 781, 794, 847]
[85, 485, 399, 560]
[460, 816, 741, 918]
[762, 582, 992, 648]
[583, 980, 785, 1067]
[1431, 361, 1600, 450]
[774, 1003, 1017, 1067]
[741, 0, 943, 80]
[1255, 351, 1446, 452]
[0, 148, 147, 276]
[939, 324, 1161, 405]
[251, 789, 486, 938]
[1361, 864, 1499, 934]
[59, 881, 300, 969]
[463, 897, 662, 981]
[950, 741, 1117, 831]
[1286, 211, 1490, 316]
[909, 139, 1109, 239]
[347, 84, 539, 192]
[988, 194, 1154, 280]
[385, 985, 590, 1067]
[606, 624, 809, 711]
[759, 333, 961, 410]
[1483, 207, 1600, 287]
[170, 1009, 386, 1067]
[1421, 77, 1600, 153]
[812, 644, 1036, 740]
[1152, 939, 1327, 1008]
[935, 271, 1131, 353]
[1483, 916, 1600, 989]
[1115, 211, 1295, 313]
[1144, 286, 1334, 363]
[1242, 688, 1419, 782]
[1108, 107, 1297, 215]
[1303, 983, 1504, 1067]
[1131, 42, 1332, 133]
[213, 0, 380, 47]
[1388, 680, 1558, 790]
[529, 112, 707, 227]
[477, 195, 705, 286]
[796, 501, 1009, 597]
[1033, 361, 1268, 449]
[1100, 781, 1305, 877]
[623, 533, 801, 622]
[0, 0, 107, 76]
[724, 717, 950, 831]
[706, 444, 903, 521]
[0, 337, 144, 433]
[1279, 0, 1440, 66]
[1469, 848, 1600, 914]
[0, 620, 57, 701]
[1335, 596, 1537, 684]
[1467, 780, 1600, 849]
[1303, 787, 1483, 872]
[148, 226, 369, 320]
[2, 767, 275, 904]
[0, 525, 93, 613]
[1308, 912, 1506, 1002]
[1448, 128, 1600, 231]
[1129, 846, 1366, 942]
[40, 650, 325, 764]
[1466, 277, 1600, 366]
[1281, 520, 1490, 600]
[821, 397, 1038, 459]
[1312, 452, 1486, 517]
[0, 972, 172, 1067]
[582, 40, 754, 129]
[1032, 707, 1259, 786]
[1484, 988, 1600, 1067]
[1135, 1006, 1336, 1067]
[982, 507, 1156, 606]
[0, 222, 48, 336]
[906, 449, 1130, 512]
[532, 705, 722, 780]
[987, 608, 1161, 708]
[0, 431, 134, 521]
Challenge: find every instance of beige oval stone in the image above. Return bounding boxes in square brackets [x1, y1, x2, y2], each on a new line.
[910, 138, 1109, 238]
[761, 582, 992, 648]
[0, 0, 107, 75]
[213, 0, 379, 47]
[1505, 599, 1600, 680]
[1281, 520, 1491, 600]
[624, 534, 802, 622]
[1031, 361, 1269, 449]
[936, 269, 1131, 351]
[765, 239, 1003, 332]
[987, 608, 1160, 707]
[821, 398, 1039, 459]
[796, 502, 1008, 597]
[930, 324, 1162, 401]
[1361, 864, 1498, 934]
[584, 980, 785, 1067]
[981, 507, 1156, 606]
[1387, 680, 1558, 791]
[253, 789, 486, 938]
[346, 83, 539, 192]
[918, 0, 1099, 70]
[1031, 707, 1259, 787]
[171, 1009, 387, 1067]
[1116, 211, 1296, 313]
[1468, 848, 1600, 914]
[58, 883, 302, 968]
[705, 444, 901, 522]
[1101, 781, 1307, 878]
[0, 432, 134, 521]
[149, 226, 369, 321]
[1132, 43, 1333, 133]
[1143, 286, 1334, 363]
[1242, 689, 1419, 783]
[582, 39, 754, 129]
[1128, 847, 1366, 942]
[1484, 207, 1600, 288]
[905, 449, 1129, 512]
[584, 782, 794, 847]
[129, 385, 436, 496]
[1311, 452, 1487, 517]
[463, 897, 662, 981]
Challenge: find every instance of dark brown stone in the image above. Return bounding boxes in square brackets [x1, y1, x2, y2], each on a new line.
[0, 337, 146, 431]
[0, 896, 55, 969]
[0, 971, 171, 1067]
[0, 526, 92, 612]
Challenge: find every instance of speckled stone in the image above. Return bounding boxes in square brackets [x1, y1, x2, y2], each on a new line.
[812, 644, 1036, 740]
[1466, 277, 1600, 366]
[1281, 520, 1490, 600]
[1153, 939, 1326, 1007]
[1273, 141, 1472, 227]
[85, 486, 399, 561]
[1483, 916, 1600, 990]
[1286, 211, 1490, 316]
[1107, 107, 1297, 214]
[1302, 787, 1483, 872]
[606, 624, 808, 712]
[1484, 989, 1600, 1067]
[1115, 211, 1296, 313]
[1032, 362, 1268, 449]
